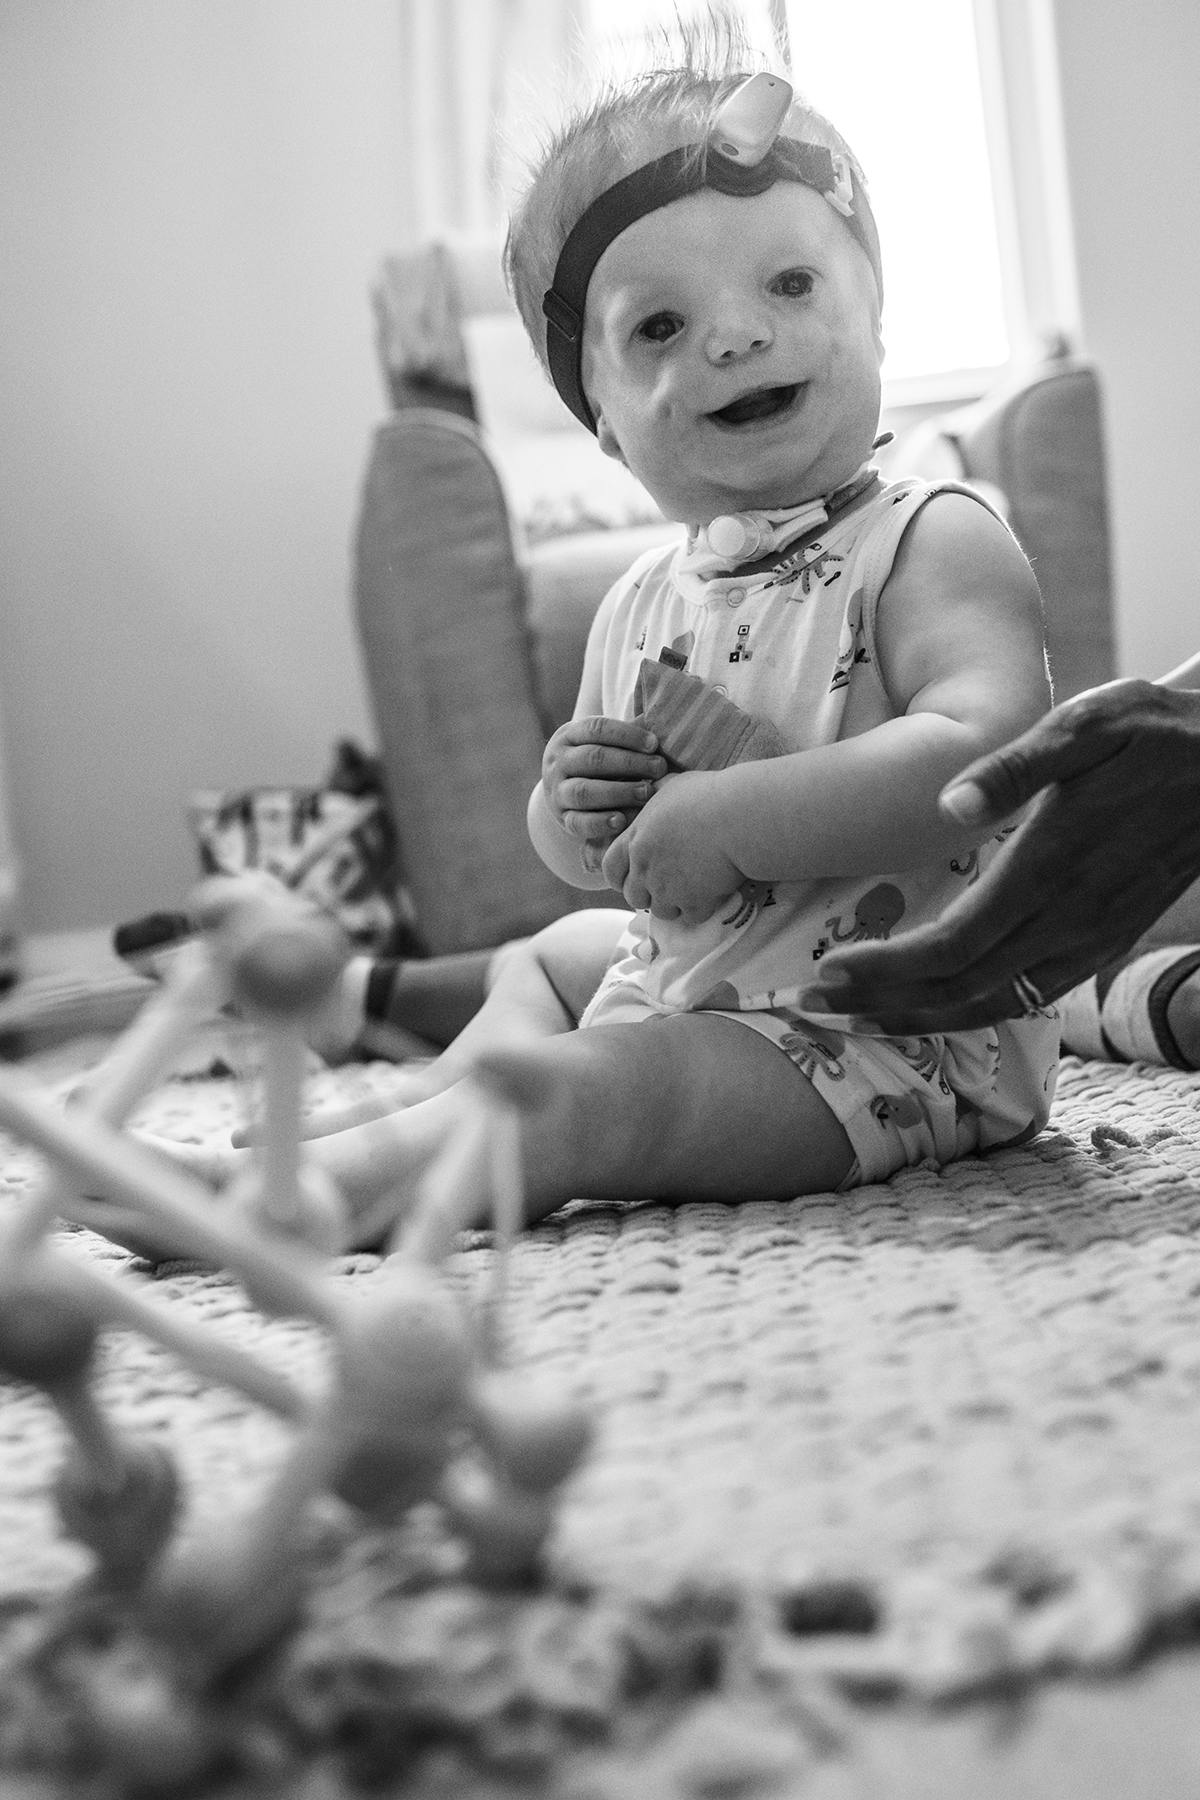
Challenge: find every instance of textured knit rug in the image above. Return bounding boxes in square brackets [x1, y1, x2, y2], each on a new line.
[1, 1038, 1199, 1796]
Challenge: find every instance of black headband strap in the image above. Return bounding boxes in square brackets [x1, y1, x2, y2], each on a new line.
[542, 138, 882, 433]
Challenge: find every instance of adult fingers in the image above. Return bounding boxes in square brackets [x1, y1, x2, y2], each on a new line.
[806, 900, 1118, 1034]
[939, 681, 1140, 829]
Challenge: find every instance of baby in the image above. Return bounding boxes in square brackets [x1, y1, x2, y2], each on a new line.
[123, 42, 1059, 1252]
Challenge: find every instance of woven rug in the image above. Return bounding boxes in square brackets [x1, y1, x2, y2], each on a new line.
[1, 1040, 1200, 1795]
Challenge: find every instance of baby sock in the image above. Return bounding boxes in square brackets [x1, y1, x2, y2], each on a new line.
[301, 954, 373, 1063]
[308, 956, 442, 1064]
[1059, 946, 1200, 1068]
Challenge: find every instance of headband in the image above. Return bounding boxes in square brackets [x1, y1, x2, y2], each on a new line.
[542, 130, 883, 434]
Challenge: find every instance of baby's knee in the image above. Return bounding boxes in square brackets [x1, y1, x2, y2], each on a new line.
[526, 910, 628, 1013]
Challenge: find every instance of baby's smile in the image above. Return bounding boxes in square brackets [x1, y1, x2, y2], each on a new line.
[708, 381, 804, 428]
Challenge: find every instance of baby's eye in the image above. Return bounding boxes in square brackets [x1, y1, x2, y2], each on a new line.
[773, 268, 815, 298]
[636, 311, 683, 343]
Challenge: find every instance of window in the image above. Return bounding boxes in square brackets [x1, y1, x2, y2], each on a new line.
[783, 0, 1010, 391]
[578, 0, 1074, 403]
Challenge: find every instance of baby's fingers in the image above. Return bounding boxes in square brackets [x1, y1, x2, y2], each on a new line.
[562, 807, 629, 845]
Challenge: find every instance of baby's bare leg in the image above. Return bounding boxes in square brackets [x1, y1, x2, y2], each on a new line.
[127, 907, 626, 1202]
[115, 1007, 851, 1257]
[470, 1010, 856, 1224]
[325, 1010, 857, 1253]
[296, 909, 628, 1136]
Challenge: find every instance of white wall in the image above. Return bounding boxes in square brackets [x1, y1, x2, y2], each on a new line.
[1051, 0, 1200, 680]
[0, 1, 404, 932]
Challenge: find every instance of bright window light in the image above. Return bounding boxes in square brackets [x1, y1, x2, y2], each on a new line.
[784, 0, 1011, 387]
[581, 0, 1014, 394]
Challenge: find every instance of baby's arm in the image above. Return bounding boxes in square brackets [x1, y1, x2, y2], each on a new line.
[528, 582, 666, 888]
[606, 495, 1051, 919]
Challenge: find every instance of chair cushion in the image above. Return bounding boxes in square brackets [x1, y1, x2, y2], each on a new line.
[523, 523, 682, 735]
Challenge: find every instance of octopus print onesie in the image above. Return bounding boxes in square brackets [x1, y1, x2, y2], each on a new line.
[579, 476, 1060, 1187]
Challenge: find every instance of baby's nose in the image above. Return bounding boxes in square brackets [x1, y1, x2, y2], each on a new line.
[704, 300, 773, 363]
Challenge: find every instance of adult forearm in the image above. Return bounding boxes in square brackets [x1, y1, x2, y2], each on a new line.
[697, 713, 993, 882]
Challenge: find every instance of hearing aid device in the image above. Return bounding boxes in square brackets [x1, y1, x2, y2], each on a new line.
[709, 72, 793, 167]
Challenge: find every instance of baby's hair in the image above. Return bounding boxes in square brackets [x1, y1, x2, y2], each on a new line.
[503, 13, 871, 377]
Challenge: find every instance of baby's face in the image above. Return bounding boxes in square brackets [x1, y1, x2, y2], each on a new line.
[581, 182, 883, 525]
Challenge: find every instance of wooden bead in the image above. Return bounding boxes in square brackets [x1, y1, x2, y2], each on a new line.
[54, 1440, 181, 1584]
[222, 905, 348, 1021]
[334, 1266, 475, 1436]
[441, 1462, 556, 1585]
[326, 1266, 475, 1515]
[189, 872, 278, 936]
[329, 1433, 455, 1519]
[144, 1533, 308, 1675]
[472, 1371, 593, 1493]
[74, 1649, 216, 1788]
[0, 1265, 98, 1388]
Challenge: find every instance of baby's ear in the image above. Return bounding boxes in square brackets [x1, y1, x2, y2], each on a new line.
[595, 412, 627, 465]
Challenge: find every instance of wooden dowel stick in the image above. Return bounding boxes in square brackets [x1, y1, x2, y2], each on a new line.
[483, 1097, 523, 1362]
[48, 1381, 129, 1491]
[258, 1022, 306, 1228]
[69, 942, 225, 1128]
[9, 943, 227, 1257]
[0, 1065, 337, 1330]
[48, 1244, 315, 1421]
[396, 1097, 493, 1267]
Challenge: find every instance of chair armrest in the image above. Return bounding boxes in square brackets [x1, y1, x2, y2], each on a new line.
[353, 410, 576, 954]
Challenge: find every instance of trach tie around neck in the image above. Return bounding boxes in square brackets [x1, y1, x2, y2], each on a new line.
[541, 72, 883, 435]
[678, 459, 886, 593]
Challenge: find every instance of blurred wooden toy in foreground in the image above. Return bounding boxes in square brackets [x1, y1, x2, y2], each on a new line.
[0, 876, 594, 1689]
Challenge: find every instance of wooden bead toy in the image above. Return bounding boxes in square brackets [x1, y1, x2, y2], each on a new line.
[144, 1527, 312, 1677]
[54, 1440, 181, 1587]
[439, 1460, 559, 1586]
[470, 1369, 594, 1494]
[207, 883, 354, 1261]
[0, 1259, 99, 1389]
[0, 869, 593, 1688]
[199, 874, 347, 1021]
[324, 1265, 477, 1516]
[0, 1260, 184, 1588]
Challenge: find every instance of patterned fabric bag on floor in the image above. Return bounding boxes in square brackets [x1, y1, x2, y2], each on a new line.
[188, 740, 425, 957]
[115, 741, 426, 977]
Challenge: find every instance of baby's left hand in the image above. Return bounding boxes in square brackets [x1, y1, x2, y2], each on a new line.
[601, 773, 742, 923]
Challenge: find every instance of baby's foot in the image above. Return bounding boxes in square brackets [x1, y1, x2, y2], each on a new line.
[63, 1129, 254, 1264]
[131, 1129, 250, 1189]
[1060, 946, 1200, 1068]
[128, 1124, 410, 1254]
[230, 1072, 435, 1149]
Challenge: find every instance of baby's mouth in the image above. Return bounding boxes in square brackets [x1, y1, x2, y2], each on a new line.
[709, 383, 801, 427]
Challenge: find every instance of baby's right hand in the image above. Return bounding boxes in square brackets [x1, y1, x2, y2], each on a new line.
[542, 717, 667, 865]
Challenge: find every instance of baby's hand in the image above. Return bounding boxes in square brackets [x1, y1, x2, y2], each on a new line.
[602, 772, 742, 923]
[542, 717, 667, 861]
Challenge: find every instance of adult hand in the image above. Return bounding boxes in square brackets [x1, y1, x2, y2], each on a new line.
[802, 679, 1200, 1032]
[541, 717, 666, 867]
[601, 771, 743, 922]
